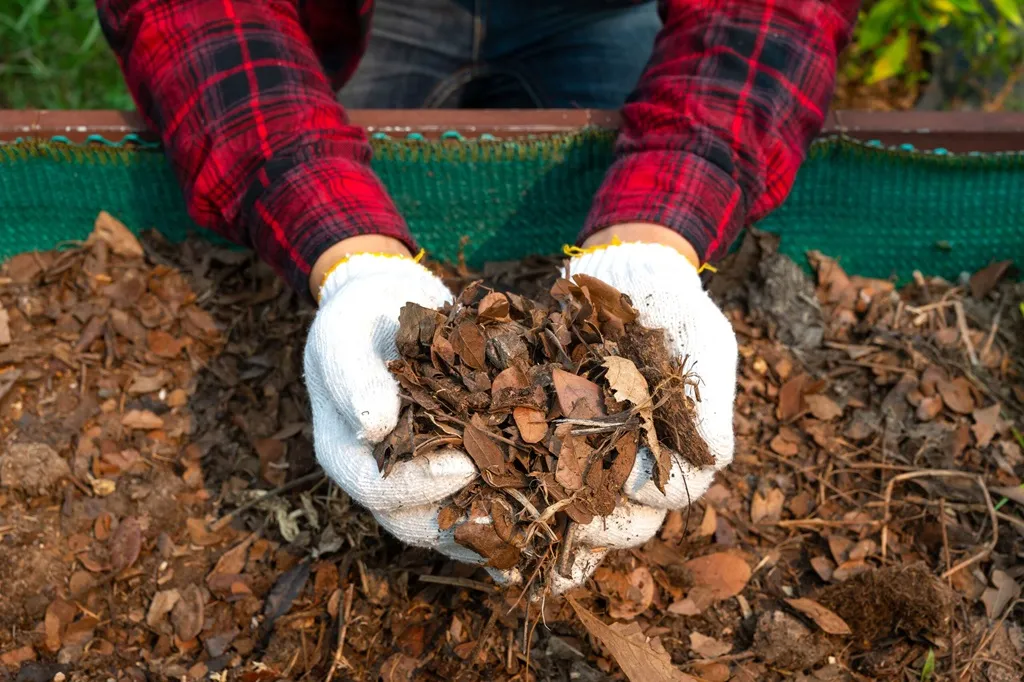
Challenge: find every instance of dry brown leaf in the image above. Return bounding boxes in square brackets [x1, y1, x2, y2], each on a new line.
[461, 422, 505, 473]
[769, 432, 799, 457]
[477, 292, 511, 323]
[0, 306, 9, 346]
[146, 589, 181, 629]
[450, 322, 487, 370]
[211, 534, 256, 576]
[751, 488, 785, 524]
[109, 516, 142, 573]
[0, 645, 36, 667]
[938, 378, 976, 415]
[971, 403, 1003, 448]
[602, 356, 661, 472]
[810, 556, 835, 582]
[171, 584, 205, 641]
[513, 406, 547, 443]
[90, 211, 144, 258]
[785, 598, 852, 635]
[607, 567, 656, 621]
[121, 409, 164, 430]
[777, 375, 809, 422]
[805, 394, 842, 421]
[186, 518, 231, 547]
[552, 368, 606, 419]
[689, 632, 732, 659]
[981, 570, 1021, 619]
[568, 596, 698, 682]
[673, 552, 751, 614]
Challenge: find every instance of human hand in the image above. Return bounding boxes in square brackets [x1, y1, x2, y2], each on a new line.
[550, 239, 738, 594]
[305, 252, 495, 568]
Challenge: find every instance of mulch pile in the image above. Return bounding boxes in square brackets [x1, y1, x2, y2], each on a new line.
[0, 214, 1022, 682]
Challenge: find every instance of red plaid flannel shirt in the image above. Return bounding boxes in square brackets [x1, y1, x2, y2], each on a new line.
[98, 0, 858, 299]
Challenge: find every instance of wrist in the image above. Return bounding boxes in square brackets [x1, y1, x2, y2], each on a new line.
[582, 223, 701, 270]
[310, 235, 414, 301]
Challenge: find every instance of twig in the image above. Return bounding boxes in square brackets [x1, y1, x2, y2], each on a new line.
[881, 470, 997, 579]
[959, 598, 1022, 679]
[325, 583, 355, 682]
[209, 471, 325, 532]
[417, 574, 496, 594]
[465, 605, 499, 670]
[980, 293, 1006, 361]
[555, 522, 580, 578]
[954, 301, 979, 366]
[776, 518, 882, 529]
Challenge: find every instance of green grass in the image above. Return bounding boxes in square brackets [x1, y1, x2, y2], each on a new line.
[0, 0, 133, 109]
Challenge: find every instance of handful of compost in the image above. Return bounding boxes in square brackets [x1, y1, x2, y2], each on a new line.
[377, 264, 713, 588]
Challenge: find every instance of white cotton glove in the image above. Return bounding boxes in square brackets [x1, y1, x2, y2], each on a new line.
[305, 254, 497, 569]
[549, 242, 738, 594]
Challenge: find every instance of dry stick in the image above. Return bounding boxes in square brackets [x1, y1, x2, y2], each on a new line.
[465, 604, 499, 670]
[554, 521, 580, 578]
[417, 574, 496, 594]
[209, 471, 324, 532]
[325, 583, 355, 682]
[959, 597, 1023, 680]
[880, 470, 998, 579]
[979, 293, 1006, 360]
[953, 301, 979, 366]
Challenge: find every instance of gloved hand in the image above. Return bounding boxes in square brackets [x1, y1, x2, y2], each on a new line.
[550, 241, 738, 594]
[305, 254, 494, 568]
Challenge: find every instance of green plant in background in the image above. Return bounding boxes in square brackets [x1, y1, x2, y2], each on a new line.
[845, 0, 1023, 93]
[0, 0, 132, 109]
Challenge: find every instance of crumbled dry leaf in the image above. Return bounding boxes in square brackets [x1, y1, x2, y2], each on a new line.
[607, 567, 656, 621]
[461, 422, 505, 473]
[751, 488, 785, 524]
[805, 394, 842, 421]
[972, 403, 1003, 448]
[121, 409, 165, 430]
[689, 632, 733, 659]
[146, 589, 181, 629]
[90, 211, 144, 258]
[171, 584, 205, 641]
[568, 597, 698, 682]
[785, 597, 852, 635]
[669, 552, 751, 615]
[938, 378, 976, 415]
[109, 516, 142, 573]
[513, 406, 547, 443]
[552, 367, 605, 419]
[0, 306, 9, 346]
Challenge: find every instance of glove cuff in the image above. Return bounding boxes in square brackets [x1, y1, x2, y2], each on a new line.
[319, 253, 445, 306]
[566, 242, 702, 290]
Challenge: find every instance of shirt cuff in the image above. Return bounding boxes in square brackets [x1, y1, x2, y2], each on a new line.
[247, 156, 415, 303]
[579, 149, 748, 264]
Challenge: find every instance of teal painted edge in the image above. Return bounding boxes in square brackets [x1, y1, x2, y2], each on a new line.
[2, 129, 1023, 163]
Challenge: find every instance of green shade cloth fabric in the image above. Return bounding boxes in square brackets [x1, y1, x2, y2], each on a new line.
[1, 130, 1022, 281]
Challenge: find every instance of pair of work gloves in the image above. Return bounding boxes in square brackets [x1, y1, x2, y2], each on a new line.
[304, 242, 737, 593]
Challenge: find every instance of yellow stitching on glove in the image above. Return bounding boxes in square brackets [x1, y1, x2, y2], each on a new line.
[562, 235, 623, 257]
[562, 237, 717, 274]
[317, 248, 427, 304]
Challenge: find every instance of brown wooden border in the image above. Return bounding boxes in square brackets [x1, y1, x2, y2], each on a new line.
[1, 109, 1023, 153]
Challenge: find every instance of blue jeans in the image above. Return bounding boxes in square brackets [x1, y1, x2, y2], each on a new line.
[338, 0, 661, 109]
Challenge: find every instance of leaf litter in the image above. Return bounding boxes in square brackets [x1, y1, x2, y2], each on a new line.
[0, 218, 1021, 681]
[379, 270, 710, 587]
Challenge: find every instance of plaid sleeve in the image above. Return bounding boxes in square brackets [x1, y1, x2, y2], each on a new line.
[580, 0, 860, 262]
[97, 0, 414, 298]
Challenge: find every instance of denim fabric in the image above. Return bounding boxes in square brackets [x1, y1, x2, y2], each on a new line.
[338, 0, 661, 109]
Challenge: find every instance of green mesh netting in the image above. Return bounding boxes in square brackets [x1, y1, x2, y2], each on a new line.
[1, 130, 1022, 280]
